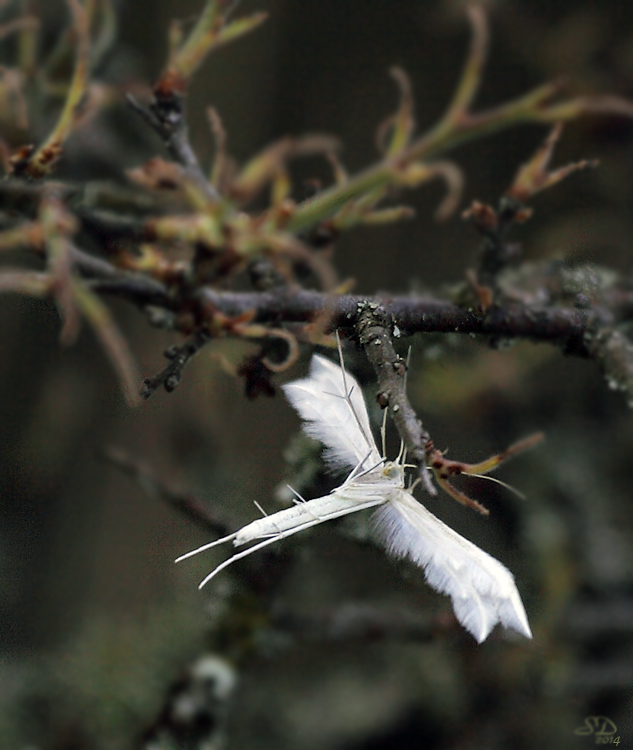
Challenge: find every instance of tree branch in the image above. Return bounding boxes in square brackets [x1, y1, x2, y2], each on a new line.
[81, 276, 614, 356]
[356, 303, 435, 493]
[194, 288, 604, 354]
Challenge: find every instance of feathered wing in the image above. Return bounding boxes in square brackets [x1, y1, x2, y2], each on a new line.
[373, 490, 532, 643]
[283, 355, 381, 472]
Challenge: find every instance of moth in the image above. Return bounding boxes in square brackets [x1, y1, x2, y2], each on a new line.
[177, 354, 534, 643]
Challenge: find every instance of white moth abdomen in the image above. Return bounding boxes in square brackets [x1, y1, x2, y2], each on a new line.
[234, 482, 398, 547]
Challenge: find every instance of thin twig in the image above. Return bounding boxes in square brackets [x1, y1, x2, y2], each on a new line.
[103, 445, 228, 535]
[192, 288, 605, 353]
[0, 177, 169, 215]
[87, 276, 173, 308]
[127, 93, 220, 204]
[464, 195, 526, 293]
[13, 0, 89, 178]
[141, 328, 212, 398]
[356, 303, 436, 494]
[69, 244, 127, 279]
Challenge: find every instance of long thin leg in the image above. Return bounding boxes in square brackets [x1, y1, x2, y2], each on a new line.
[344, 448, 379, 484]
[254, 500, 269, 516]
[175, 532, 238, 563]
[349, 458, 388, 482]
[286, 485, 307, 504]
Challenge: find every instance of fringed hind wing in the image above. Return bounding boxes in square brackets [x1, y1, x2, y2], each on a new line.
[373, 490, 532, 643]
[283, 355, 381, 472]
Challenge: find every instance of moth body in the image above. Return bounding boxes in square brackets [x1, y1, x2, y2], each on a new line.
[177, 354, 534, 643]
[233, 462, 404, 547]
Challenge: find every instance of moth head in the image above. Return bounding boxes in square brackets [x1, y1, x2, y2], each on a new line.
[381, 462, 404, 484]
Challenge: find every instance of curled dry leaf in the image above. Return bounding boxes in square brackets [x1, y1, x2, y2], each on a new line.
[507, 123, 598, 203]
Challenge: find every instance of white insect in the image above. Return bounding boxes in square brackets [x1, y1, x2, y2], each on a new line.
[176, 354, 532, 643]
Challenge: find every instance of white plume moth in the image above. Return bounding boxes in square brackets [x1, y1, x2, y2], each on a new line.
[177, 354, 534, 643]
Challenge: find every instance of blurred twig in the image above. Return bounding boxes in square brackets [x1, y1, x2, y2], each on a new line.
[286, 9, 633, 233]
[141, 329, 212, 398]
[103, 445, 228, 535]
[11, 0, 89, 178]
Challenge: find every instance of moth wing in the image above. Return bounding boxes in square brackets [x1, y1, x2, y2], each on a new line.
[373, 490, 532, 643]
[283, 355, 381, 472]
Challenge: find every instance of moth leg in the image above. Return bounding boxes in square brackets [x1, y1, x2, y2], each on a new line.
[175, 532, 238, 563]
[344, 448, 379, 483]
[286, 484, 307, 504]
[253, 500, 269, 517]
[380, 407, 388, 459]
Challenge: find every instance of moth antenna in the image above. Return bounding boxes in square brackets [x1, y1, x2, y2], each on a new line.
[253, 500, 268, 517]
[468, 472, 527, 501]
[319, 329, 375, 459]
[381, 406, 388, 459]
[335, 329, 349, 394]
[335, 329, 344, 361]
[175, 532, 238, 563]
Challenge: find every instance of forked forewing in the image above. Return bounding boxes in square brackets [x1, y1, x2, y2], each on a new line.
[283, 355, 382, 472]
[372, 490, 532, 643]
